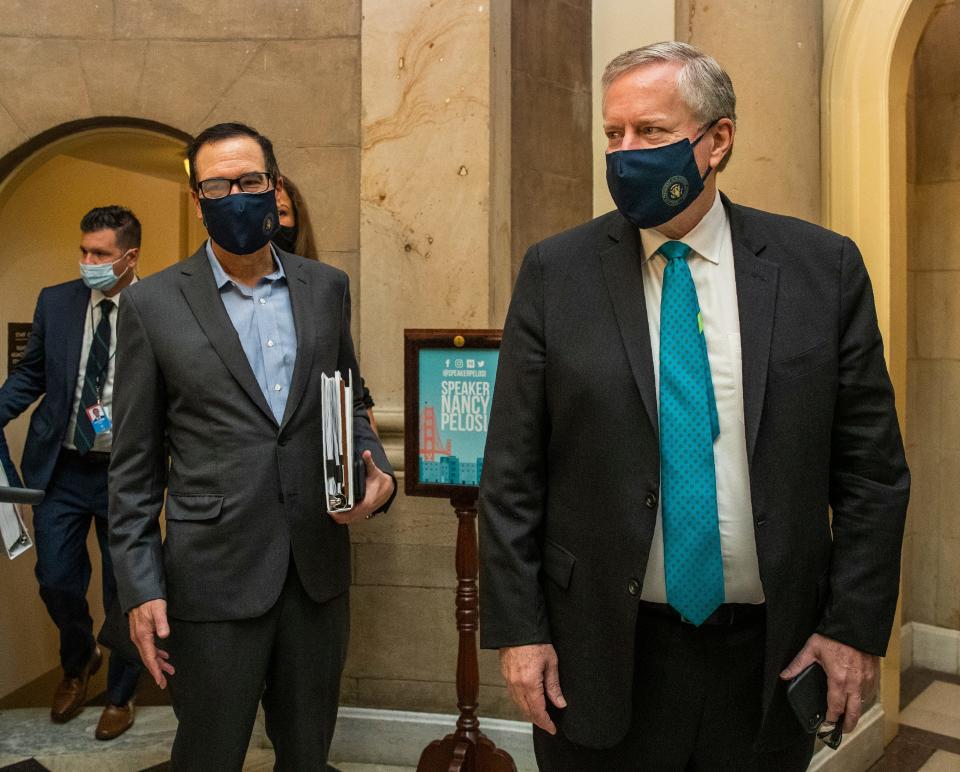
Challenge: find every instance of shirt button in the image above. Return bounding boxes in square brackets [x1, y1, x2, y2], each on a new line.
[267, 340, 275, 347]
[259, 298, 267, 304]
[274, 384, 282, 392]
[627, 578, 640, 596]
[645, 492, 658, 509]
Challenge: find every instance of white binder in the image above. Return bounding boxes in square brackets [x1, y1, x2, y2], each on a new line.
[321, 371, 357, 513]
[0, 467, 35, 560]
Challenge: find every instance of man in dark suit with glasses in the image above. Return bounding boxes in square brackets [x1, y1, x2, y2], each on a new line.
[108, 122, 396, 771]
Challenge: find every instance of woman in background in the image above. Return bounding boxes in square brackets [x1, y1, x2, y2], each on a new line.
[275, 177, 379, 435]
[274, 176, 319, 260]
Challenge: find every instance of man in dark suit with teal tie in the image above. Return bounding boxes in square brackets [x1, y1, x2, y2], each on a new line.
[480, 42, 909, 770]
[0, 206, 142, 739]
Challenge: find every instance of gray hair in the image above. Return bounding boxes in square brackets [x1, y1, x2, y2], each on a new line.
[601, 41, 737, 126]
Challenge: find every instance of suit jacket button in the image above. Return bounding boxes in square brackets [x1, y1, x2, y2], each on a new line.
[645, 492, 658, 509]
[278, 437, 288, 447]
[627, 578, 640, 596]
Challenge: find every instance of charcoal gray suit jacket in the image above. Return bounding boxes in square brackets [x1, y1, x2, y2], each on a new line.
[479, 194, 909, 750]
[108, 246, 393, 621]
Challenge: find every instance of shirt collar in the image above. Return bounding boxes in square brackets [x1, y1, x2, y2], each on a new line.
[639, 190, 725, 265]
[90, 274, 137, 308]
[205, 239, 285, 289]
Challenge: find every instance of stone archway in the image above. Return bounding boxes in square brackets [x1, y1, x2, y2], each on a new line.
[822, 0, 938, 748]
[0, 116, 194, 703]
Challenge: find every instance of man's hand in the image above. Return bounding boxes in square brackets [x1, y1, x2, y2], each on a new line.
[128, 598, 175, 688]
[781, 633, 878, 733]
[328, 450, 395, 525]
[500, 643, 567, 735]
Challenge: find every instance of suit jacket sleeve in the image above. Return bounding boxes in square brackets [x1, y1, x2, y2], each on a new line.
[0, 290, 49, 486]
[817, 237, 910, 656]
[337, 277, 396, 514]
[479, 245, 551, 649]
[108, 289, 169, 612]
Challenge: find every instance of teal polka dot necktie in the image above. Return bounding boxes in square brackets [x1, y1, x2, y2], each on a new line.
[657, 240, 724, 625]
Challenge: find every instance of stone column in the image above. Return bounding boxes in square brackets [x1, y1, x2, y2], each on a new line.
[350, 0, 591, 718]
[676, 0, 823, 223]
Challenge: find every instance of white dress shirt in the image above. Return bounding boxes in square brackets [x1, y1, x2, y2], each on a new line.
[638, 191, 764, 604]
[63, 278, 136, 453]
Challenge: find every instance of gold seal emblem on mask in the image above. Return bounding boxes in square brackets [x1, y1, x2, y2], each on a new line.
[661, 175, 689, 206]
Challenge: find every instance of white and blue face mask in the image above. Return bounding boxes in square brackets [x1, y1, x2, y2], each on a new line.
[79, 252, 131, 291]
[605, 121, 717, 229]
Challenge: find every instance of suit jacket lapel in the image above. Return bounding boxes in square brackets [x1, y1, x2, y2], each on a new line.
[63, 282, 91, 400]
[178, 248, 277, 427]
[600, 215, 659, 439]
[277, 252, 316, 432]
[725, 197, 779, 464]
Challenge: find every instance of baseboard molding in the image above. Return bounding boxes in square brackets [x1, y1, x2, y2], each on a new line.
[901, 621, 960, 675]
[808, 704, 885, 772]
[324, 708, 536, 770]
[325, 704, 887, 772]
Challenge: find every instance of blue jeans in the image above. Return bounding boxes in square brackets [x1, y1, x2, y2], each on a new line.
[33, 450, 140, 705]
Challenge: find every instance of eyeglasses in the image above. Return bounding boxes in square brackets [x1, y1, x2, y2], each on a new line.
[197, 172, 274, 200]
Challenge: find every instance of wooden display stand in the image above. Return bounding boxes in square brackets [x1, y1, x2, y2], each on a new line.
[415, 493, 516, 772]
[404, 330, 515, 772]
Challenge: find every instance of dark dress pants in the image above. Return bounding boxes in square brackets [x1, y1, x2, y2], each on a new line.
[32, 450, 141, 705]
[533, 606, 815, 771]
[166, 561, 350, 772]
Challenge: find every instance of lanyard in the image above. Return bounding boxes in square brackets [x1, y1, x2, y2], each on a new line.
[88, 301, 117, 400]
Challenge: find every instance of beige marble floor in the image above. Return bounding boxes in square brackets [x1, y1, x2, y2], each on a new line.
[901, 682, 960, 741]
[870, 669, 960, 771]
[917, 750, 960, 771]
[0, 707, 415, 771]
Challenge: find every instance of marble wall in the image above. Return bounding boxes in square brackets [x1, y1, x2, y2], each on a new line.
[0, 0, 362, 286]
[510, 0, 593, 277]
[349, 0, 592, 720]
[676, 0, 823, 224]
[349, 0, 545, 721]
[904, 0, 960, 633]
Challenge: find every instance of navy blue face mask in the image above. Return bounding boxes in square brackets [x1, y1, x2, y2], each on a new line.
[199, 188, 279, 255]
[605, 122, 716, 229]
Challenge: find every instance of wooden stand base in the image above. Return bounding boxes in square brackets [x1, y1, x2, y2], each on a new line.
[417, 733, 516, 772]
[415, 495, 516, 772]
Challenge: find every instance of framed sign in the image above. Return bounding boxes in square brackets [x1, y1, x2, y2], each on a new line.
[404, 329, 501, 499]
[7, 322, 32, 374]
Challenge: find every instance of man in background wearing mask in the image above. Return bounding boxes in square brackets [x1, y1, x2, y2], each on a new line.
[108, 122, 396, 770]
[0, 205, 142, 739]
[480, 42, 909, 770]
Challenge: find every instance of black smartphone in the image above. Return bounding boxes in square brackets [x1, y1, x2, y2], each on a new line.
[786, 662, 843, 749]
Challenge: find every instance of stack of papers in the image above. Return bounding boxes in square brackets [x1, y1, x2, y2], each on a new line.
[322, 371, 357, 513]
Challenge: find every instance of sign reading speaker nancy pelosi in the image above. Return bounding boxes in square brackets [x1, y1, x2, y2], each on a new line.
[403, 330, 501, 499]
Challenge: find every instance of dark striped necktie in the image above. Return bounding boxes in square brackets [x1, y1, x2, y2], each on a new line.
[73, 299, 114, 454]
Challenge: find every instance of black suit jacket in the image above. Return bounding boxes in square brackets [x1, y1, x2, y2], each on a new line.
[108, 247, 394, 620]
[0, 280, 92, 490]
[478, 195, 909, 749]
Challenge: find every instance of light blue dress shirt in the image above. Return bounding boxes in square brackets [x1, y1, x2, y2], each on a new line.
[206, 241, 297, 423]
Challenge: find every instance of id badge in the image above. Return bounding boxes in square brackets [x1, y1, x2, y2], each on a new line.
[85, 402, 112, 435]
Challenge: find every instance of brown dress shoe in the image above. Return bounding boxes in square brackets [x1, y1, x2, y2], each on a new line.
[95, 700, 135, 740]
[50, 646, 102, 723]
